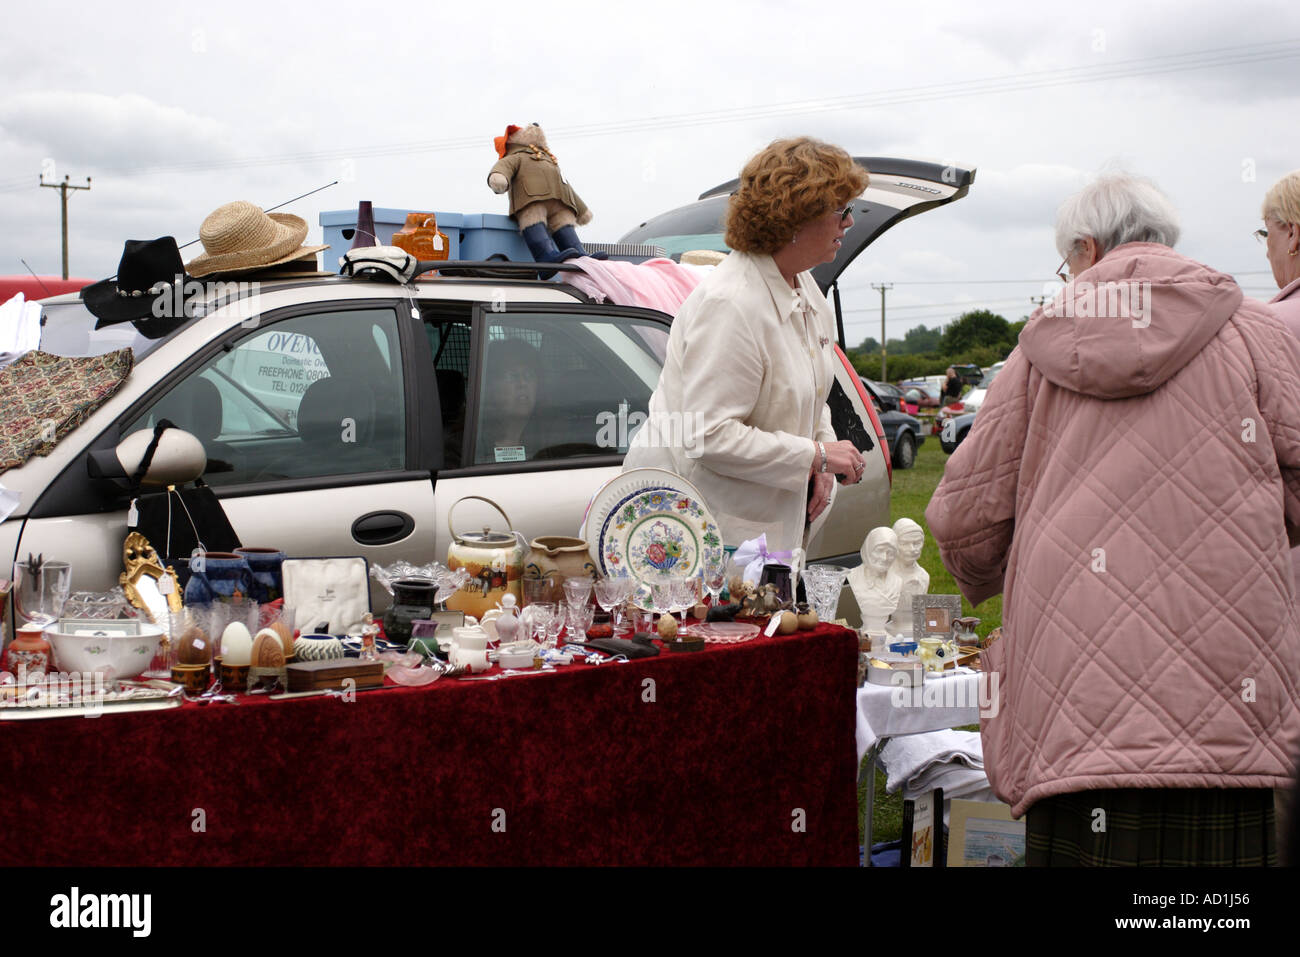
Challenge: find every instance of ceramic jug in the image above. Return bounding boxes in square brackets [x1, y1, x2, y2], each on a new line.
[445, 496, 526, 621]
[524, 536, 598, 589]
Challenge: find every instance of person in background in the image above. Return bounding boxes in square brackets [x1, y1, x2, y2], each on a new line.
[624, 137, 868, 553]
[1260, 170, 1300, 333]
[942, 365, 963, 403]
[927, 172, 1300, 866]
[1258, 168, 1300, 864]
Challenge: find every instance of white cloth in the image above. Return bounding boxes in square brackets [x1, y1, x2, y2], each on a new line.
[880, 729, 984, 794]
[0, 293, 42, 368]
[855, 669, 983, 763]
[0, 482, 19, 523]
[623, 250, 837, 553]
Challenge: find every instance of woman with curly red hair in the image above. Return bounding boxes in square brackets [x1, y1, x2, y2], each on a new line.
[625, 137, 868, 553]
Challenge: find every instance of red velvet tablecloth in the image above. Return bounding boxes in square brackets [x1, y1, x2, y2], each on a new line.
[2, 624, 858, 866]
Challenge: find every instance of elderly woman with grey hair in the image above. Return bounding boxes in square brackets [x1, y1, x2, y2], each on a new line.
[927, 172, 1300, 866]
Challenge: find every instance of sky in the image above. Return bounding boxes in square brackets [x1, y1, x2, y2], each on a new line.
[2, 0, 1298, 344]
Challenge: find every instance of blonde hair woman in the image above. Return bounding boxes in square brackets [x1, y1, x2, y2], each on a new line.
[625, 137, 869, 552]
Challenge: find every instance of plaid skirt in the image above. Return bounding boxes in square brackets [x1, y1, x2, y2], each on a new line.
[1026, 788, 1276, 867]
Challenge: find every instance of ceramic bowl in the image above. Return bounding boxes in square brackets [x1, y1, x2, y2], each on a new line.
[46, 621, 165, 680]
[293, 634, 345, 661]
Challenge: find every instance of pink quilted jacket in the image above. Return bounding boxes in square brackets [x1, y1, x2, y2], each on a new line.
[926, 242, 1300, 817]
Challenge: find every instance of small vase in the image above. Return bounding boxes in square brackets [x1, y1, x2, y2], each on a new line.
[3, 623, 53, 679]
[382, 578, 438, 646]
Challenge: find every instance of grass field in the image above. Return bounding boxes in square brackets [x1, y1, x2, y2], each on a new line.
[856, 434, 999, 850]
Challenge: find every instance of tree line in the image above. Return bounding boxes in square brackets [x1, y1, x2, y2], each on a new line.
[847, 308, 1026, 382]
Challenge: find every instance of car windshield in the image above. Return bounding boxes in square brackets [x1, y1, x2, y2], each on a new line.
[38, 299, 176, 361]
[978, 367, 1001, 389]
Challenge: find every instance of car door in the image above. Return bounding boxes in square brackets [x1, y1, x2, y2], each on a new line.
[428, 302, 671, 559]
[15, 298, 440, 612]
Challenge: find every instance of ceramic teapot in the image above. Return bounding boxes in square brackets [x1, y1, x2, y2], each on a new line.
[445, 496, 527, 621]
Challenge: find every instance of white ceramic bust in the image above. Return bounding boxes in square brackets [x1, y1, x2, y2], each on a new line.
[889, 518, 930, 637]
[848, 526, 902, 637]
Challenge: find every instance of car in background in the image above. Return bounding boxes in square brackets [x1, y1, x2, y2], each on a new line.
[861, 379, 925, 470]
[940, 410, 977, 454]
[935, 360, 1004, 435]
[952, 363, 983, 386]
[898, 380, 943, 409]
[865, 379, 906, 413]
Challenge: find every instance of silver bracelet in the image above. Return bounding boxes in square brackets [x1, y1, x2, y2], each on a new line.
[817, 442, 827, 474]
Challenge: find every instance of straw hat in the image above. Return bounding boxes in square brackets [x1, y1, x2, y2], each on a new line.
[186, 201, 328, 278]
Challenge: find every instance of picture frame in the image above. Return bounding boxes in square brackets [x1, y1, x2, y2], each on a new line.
[901, 787, 944, 868]
[912, 594, 962, 642]
[946, 799, 1026, 867]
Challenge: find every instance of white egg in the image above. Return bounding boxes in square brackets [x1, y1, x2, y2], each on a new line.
[220, 622, 253, 666]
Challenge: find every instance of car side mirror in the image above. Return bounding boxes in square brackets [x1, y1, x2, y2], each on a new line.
[87, 427, 208, 490]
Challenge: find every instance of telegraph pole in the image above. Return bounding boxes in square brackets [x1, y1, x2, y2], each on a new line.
[39, 174, 92, 279]
[871, 283, 892, 380]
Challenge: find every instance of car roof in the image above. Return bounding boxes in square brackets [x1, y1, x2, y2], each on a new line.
[618, 157, 976, 293]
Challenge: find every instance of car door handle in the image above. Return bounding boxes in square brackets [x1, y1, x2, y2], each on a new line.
[351, 510, 415, 546]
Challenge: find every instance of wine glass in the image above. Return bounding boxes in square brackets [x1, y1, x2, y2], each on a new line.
[566, 603, 595, 644]
[12, 559, 72, 627]
[529, 602, 557, 644]
[701, 557, 727, 607]
[563, 577, 593, 617]
[594, 578, 622, 630]
[672, 575, 701, 624]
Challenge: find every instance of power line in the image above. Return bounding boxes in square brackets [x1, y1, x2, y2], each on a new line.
[3, 37, 1299, 191]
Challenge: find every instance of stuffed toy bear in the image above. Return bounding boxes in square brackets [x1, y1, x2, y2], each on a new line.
[487, 123, 607, 265]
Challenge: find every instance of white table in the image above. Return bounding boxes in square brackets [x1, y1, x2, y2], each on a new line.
[857, 668, 983, 865]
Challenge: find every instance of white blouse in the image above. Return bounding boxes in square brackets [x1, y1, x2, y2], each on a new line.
[624, 250, 838, 553]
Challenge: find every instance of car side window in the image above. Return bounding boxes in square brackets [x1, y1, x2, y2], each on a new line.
[473, 313, 666, 465]
[128, 307, 406, 486]
[425, 318, 473, 469]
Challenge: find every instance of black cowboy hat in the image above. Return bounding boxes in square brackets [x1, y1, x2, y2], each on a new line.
[82, 237, 194, 337]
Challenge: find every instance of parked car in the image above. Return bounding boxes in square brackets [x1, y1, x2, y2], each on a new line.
[4, 158, 975, 615]
[940, 410, 977, 454]
[935, 360, 1004, 434]
[861, 379, 925, 469]
[898, 381, 943, 409]
[865, 379, 906, 413]
[952, 363, 983, 386]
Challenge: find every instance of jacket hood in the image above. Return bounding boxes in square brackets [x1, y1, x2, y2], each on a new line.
[1018, 242, 1243, 399]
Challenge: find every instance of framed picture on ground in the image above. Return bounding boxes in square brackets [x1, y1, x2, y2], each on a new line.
[901, 787, 945, 868]
[912, 594, 962, 643]
[947, 799, 1026, 867]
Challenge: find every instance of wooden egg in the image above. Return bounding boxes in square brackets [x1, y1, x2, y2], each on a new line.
[778, 611, 798, 635]
[268, 620, 295, 656]
[251, 630, 286, 668]
[796, 605, 819, 629]
[657, 615, 678, 639]
[177, 626, 211, 665]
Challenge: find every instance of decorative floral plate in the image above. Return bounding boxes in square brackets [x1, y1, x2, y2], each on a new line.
[582, 468, 715, 573]
[597, 486, 724, 585]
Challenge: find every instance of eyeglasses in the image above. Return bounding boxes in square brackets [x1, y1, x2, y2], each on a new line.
[1055, 256, 1069, 283]
[1255, 228, 1269, 244]
[833, 204, 854, 224]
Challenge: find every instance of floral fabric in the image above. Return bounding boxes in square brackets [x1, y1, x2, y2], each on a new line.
[0, 349, 134, 473]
